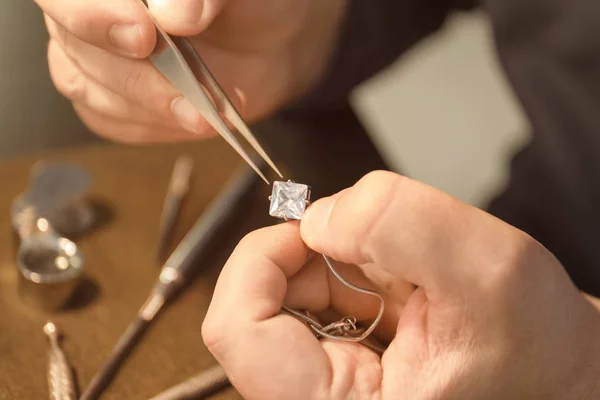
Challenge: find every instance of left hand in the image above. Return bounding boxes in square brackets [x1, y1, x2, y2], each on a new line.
[37, 0, 345, 143]
[202, 171, 600, 399]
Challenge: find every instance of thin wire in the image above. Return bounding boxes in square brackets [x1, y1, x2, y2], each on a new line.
[274, 185, 385, 348]
[281, 306, 323, 328]
[282, 254, 385, 344]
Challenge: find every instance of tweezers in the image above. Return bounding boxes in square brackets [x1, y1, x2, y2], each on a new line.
[136, 0, 282, 184]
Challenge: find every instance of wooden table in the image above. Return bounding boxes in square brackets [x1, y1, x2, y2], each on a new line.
[0, 139, 276, 399]
[0, 103, 391, 399]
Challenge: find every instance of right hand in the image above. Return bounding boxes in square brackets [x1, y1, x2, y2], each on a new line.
[202, 171, 600, 399]
[36, 0, 346, 143]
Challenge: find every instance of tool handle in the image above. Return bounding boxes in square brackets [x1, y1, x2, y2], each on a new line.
[161, 162, 261, 283]
[44, 323, 77, 400]
[80, 319, 149, 400]
[149, 365, 230, 400]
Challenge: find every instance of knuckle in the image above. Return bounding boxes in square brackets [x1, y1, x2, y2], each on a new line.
[342, 170, 451, 265]
[358, 170, 404, 190]
[61, 13, 80, 37]
[102, 127, 149, 144]
[123, 66, 143, 97]
[101, 124, 175, 144]
[73, 104, 148, 145]
[43, 12, 56, 29]
[496, 232, 543, 278]
[125, 67, 178, 121]
[48, 41, 86, 101]
[353, 171, 408, 230]
[46, 15, 79, 64]
[201, 316, 225, 353]
[45, 14, 69, 48]
[341, 171, 406, 258]
[43, 13, 59, 39]
[60, 6, 94, 40]
[202, 309, 237, 361]
[236, 229, 268, 254]
[121, 63, 147, 102]
[481, 229, 546, 298]
[56, 73, 86, 101]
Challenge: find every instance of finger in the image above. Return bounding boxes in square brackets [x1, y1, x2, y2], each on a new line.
[283, 253, 385, 319]
[283, 252, 403, 344]
[35, 0, 155, 57]
[45, 15, 213, 136]
[381, 287, 430, 393]
[148, 0, 228, 36]
[284, 253, 329, 312]
[72, 103, 198, 144]
[206, 222, 309, 326]
[324, 260, 406, 344]
[48, 39, 176, 128]
[300, 170, 532, 299]
[202, 222, 332, 399]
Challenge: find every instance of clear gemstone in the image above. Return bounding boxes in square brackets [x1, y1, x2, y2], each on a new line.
[269, 181, 310, 220]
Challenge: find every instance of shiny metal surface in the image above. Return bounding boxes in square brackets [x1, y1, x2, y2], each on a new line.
[17, 227, 84, 311]
[157, 155, 194, 260]
[11, 163, 89, 312]
[44, 322, 77, 400]
[135, 0, 282, 184]
[80, 162, 261, 400]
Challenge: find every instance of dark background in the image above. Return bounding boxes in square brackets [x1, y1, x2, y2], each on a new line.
[0, 0, 101, 159]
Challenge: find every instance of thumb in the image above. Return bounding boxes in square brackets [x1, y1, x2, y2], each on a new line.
[300, 170, 529, 300]
[148, 0, 228, 36]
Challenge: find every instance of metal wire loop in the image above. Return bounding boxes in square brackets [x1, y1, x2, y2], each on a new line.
[281, 254, 385, 344]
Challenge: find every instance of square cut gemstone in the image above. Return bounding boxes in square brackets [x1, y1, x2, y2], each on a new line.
[269, 181, 310, 220]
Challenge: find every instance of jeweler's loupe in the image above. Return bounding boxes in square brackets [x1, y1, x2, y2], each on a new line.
[16, 222, 84, 312]
[10, 162, 93, 312]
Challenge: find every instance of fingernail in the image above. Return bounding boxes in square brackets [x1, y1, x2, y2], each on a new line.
[149, 0, 204, 26]
[177, 0, 204, 24]
[171, 97, 204, 134]
[109, 24, 142, 56]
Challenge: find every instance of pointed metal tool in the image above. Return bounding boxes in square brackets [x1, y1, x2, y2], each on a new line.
[44, 322, 77, 400]
[136, 0, 282, 184]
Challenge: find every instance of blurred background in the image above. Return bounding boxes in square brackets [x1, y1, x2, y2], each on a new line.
[4, 3, 600, 397]
[0, 1, 103, 157]
[1, 3, 528, 209]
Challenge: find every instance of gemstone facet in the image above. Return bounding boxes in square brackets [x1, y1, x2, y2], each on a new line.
[269, 181, 310, 220]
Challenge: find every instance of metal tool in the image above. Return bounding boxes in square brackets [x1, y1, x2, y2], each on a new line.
[149, 365, 230, 400]
[16, 216, 84, 312]
[135, 0, 282, 184]
[80, 162, 262, 400]
[44, 322, 77, 400]
[10, 163, 90, 311]
[157, 155, 194, 260]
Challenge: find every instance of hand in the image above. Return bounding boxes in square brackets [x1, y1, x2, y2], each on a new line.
[36, 0, 346, 143]
[202, 171, 600, 399]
